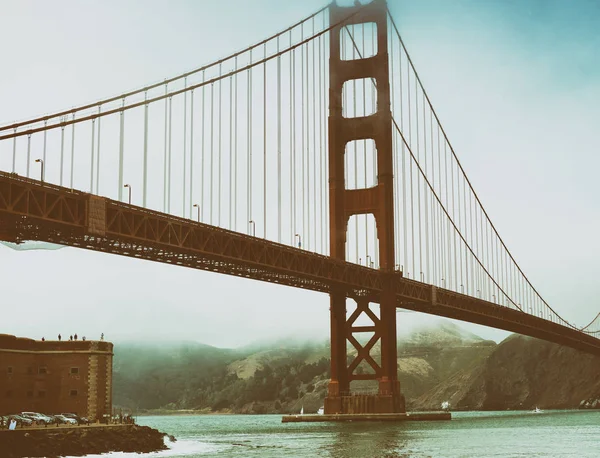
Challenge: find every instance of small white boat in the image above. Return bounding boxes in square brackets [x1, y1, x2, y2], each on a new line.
[317, 406, 324, 415]
[531, 407, 543, 414]
[441, 401, 450, 411]
[300, 405, 304, 415]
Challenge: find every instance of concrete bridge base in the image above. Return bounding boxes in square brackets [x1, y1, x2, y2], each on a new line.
[281, 412, 451, 423]
[324, 392, 406, 415]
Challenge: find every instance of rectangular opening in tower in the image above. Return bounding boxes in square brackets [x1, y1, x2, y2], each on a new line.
[342, 78, 377, 118]
[345, 139, 377, 189]
[340, 22, 378, 61]
[346, 213, 379, 267]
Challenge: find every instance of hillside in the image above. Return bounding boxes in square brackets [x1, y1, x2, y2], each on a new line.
[112, 322, 600, 414]
[411, 334, 600, 411]
[112, 321, 494, 414]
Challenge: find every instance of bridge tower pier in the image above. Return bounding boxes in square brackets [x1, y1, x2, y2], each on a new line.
[325, 0, 405, 415]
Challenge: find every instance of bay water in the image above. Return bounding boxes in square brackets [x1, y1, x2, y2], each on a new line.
[76, 410, 600, 457]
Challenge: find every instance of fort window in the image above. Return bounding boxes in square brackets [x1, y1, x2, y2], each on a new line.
[70, 390, 78, 397]
[27, 390, 33, 398]
[38, 366, 47, 375]
[70, 367, 79, 375]
[7, 366, 12, 374]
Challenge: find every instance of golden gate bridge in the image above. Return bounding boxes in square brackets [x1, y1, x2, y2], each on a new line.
[0, 0, 598, 414]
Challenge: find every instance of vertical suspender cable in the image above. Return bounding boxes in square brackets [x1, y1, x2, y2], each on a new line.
[277, 36, 282, 243]
[372, 23, 378, 267]
[43, 121, 47, 174]
[118, 100, 125, 199]
[201, 71, 206, 221]
[163, 84, 168, 211]
[229, 73, 233, 229]
[423, 93, 429, 281]
[143, 92, 149, 207]
[90, 118, 95, 192]
[415, 77, 422, 280]
[407, 62, 415, 277]
[248, 49, 253, 232]
[218, 64, 223, 227]
[11, 129, 16, 173]
[318, 31, 323, 252]
[263, 44, 267, 238]
[183, 78, 188, 217]
[361, 26, 367, 265]
[210, 80, 215, 224]
[312, 18, 317, 250]
[292, 42, 296, 243]
[400, 42, 408, 274]
[190, 89, 195, 218]
[463, 174, 469, 291]
[70, 113, 76, 188]
[96, 106, 102, 194]
[60, 124, 65, 185]
[234, 62, 238, 230]
[305, 35, 310, 250]
[450, 144, 458, 289]
[429, 103, 436, 283]
[323, 12, 328, 253]
[301, 25, 306, 249]
[26, 134, 31, 178]
[390, 24, 398, 266]
[168, 96, 173, 212]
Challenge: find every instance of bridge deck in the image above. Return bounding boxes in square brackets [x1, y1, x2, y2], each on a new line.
[1, 171, 599, 356]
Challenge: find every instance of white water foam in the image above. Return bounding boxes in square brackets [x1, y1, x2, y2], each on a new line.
[66, 437, 225, 457]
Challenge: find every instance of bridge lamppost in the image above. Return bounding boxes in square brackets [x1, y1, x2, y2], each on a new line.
[123, 184, 131, 204]
[193, 203, 200, 222]
[420, 272, 424, 282]
[366, 255, 372, 268]
[460, 284, 464, 293]
[294, 233, 302, 248]
[492, 294, 496, 303]
[476, 289, 481, 298]
[249, 220, 256, 237]
[34, 158, 44, 182]
[441, 278, 445, 288]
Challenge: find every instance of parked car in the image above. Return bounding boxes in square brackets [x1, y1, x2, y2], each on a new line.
[54, 414, 77, 425]
[9, 414, 33, 426]
[62, 413, 89, 425]
[21, 412, 53, 425]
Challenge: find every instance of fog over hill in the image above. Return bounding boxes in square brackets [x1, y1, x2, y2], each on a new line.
[111, 319, 600, 414]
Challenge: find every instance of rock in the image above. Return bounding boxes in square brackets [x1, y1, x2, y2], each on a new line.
[0, 425, 172, 458]
[411, 334, 600, 411]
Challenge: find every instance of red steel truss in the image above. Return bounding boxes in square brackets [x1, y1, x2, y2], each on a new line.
[0, 171, 599, 356]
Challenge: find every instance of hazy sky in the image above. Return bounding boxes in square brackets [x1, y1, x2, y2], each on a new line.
[0, 0, 598, 347]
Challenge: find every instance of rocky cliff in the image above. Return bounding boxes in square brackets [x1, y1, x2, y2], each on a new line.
[411, 334, 600, 411]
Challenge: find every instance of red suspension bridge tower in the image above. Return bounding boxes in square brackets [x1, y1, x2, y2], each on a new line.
[325, 0, 405, 414]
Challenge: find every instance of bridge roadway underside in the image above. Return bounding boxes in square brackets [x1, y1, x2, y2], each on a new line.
[1, 171, 599, 356]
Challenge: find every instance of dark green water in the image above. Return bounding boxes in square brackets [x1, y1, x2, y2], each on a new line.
[81, 410, 600, 457]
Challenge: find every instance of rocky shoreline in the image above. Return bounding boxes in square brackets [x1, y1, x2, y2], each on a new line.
[0, 424, 173, 458]
[579, 397, 600, 409]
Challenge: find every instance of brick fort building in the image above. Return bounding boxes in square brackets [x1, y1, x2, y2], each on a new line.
[0, 334, 113, 419]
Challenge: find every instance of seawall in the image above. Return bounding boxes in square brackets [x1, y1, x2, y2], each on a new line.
[0, 424, 171, 458]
